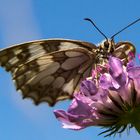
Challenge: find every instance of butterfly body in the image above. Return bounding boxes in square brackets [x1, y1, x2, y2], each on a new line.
[0, 39, 135, 106]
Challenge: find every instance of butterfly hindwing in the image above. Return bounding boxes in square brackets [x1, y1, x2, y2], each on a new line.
[0, 39, 96, 106]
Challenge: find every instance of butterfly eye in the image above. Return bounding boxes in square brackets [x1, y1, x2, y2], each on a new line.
[104, 41, 109, 49]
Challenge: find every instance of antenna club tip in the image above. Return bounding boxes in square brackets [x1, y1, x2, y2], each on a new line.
[84, 18, 91, 21]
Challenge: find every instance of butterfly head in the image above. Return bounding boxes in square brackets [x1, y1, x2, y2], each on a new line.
[99, 39, 115, 54]
[95, 39, 115, 65]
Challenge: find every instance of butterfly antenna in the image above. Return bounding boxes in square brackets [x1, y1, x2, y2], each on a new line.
[84, 18, 108, 41]
[111, 18, 140, 39]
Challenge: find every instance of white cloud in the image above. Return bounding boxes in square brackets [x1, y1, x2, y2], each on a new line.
[0, 0, 50, 122]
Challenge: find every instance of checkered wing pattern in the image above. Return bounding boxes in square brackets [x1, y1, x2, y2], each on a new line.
[0, 39, 96, 106]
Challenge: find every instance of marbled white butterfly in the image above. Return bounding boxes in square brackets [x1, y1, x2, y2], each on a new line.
[0, 18, 139, 106]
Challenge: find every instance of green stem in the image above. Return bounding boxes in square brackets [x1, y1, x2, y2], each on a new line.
[130, 107, 140, 134]
[133, 122, 140, 134]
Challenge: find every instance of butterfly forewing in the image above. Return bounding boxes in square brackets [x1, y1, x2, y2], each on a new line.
[0, 39, 96, 106]
[113, 41, 135, 64]
[0, 39, 95, 72]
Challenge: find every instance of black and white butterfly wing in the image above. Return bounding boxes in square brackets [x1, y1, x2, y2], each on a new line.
[113, 41, 136, 64]
[0, 39, 96, 106]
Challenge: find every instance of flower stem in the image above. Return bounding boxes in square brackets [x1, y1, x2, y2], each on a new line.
[130, 107, 140, 134]
[133, 122, 140, 134]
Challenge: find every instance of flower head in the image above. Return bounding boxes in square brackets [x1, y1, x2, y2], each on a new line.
[54, 56, 140, 137]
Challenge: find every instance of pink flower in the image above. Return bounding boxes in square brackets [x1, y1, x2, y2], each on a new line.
[54, 56, 140, 137]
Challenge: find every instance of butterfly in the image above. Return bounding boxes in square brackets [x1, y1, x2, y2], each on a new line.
[0, 18, 139, 106]
[0, 38, 135, 106]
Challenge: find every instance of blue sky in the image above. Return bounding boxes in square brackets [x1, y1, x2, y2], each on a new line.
[0, 0, 140, 140]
